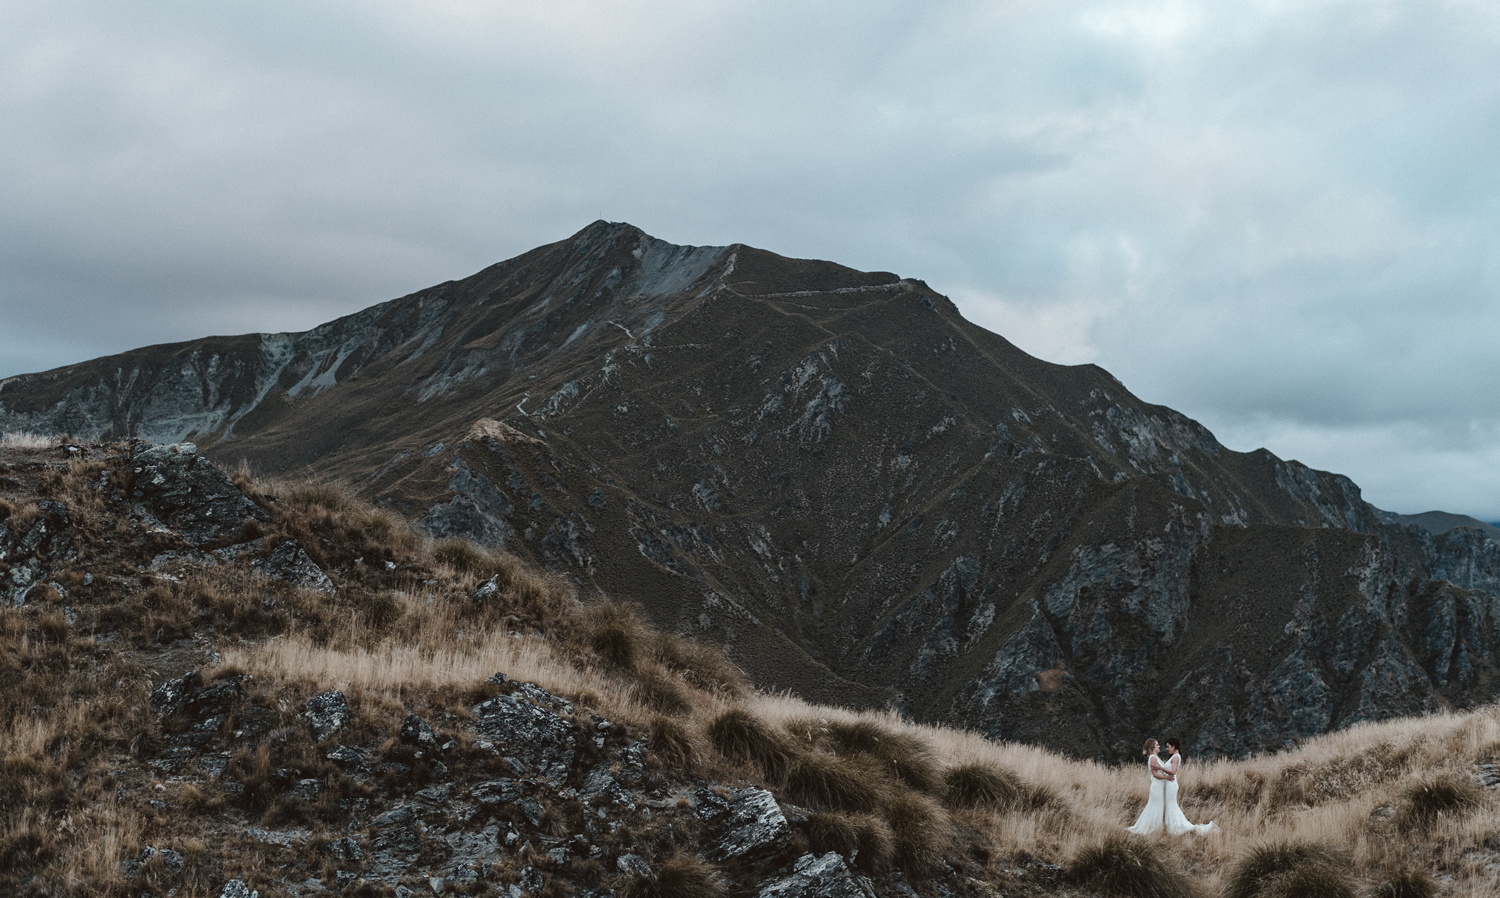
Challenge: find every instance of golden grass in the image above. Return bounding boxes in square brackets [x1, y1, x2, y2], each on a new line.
[0, 649, 151, 896]
[0, 431, 60, 449]
[735, 689, 1500, 893]
[224, 625, 647, 722]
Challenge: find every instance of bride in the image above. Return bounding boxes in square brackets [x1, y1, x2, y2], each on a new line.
[1126, 737, 1218, 836]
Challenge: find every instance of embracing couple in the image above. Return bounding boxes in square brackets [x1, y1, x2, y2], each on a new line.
[1126, 736, 1219, 836]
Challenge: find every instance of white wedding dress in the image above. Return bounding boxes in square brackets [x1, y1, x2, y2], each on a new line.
[1126, 753, 1218, 836]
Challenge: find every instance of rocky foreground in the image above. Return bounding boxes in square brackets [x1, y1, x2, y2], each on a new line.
[0, 439, 1040, 897]
[145, 666, 907, 898]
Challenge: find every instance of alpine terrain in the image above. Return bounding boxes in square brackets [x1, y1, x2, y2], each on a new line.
[4, 221, 1498, 761]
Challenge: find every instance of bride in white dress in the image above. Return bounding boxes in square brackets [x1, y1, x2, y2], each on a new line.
[1127, 737, 1218, 836]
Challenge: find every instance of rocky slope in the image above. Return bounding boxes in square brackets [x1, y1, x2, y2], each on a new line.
[2, 440, 1035, 898]
[9, 441, 1500, 898]
[3, 223, 1498, 759]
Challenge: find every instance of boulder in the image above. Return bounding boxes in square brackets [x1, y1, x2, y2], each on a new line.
[471, 780, 524, 806]
[756, 852, 877, 898]
[470, 685, 579, 783]
[705, 787, 793, 865]
[149, 670, 246, 745]
[150, 671, 205, 717]
[252, 540, 334, 594]
[303, 690, 348, 741]
[473, 576, 502, 603]
[326, 745, 367, 769]
[129, 442, 267, 545]
[399, 712, 437, 748]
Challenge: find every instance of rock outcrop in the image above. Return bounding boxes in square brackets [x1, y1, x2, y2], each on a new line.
[129, 441, 267, 545]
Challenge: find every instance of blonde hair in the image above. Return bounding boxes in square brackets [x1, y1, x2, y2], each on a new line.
[1142, 738, 1158, 756]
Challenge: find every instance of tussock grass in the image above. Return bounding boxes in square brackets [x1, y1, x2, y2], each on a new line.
[822, 719, 942, 794]
[782, 751, 889, 812]
[1223, 841, 1353, 898]
[1373, 870, 1438, 898]
[1260, 863, 1357, 898]
[647, 716, 703, 771]
[885, 792, 951, 876]
[586, 600, 649, 668]
[944, 762, 1023, 811]
[1394, 775, 1485, 832]
[616, 853, 725, 898]
[805, 812, 894, 872]
[706, 708, 799, 783]
[1064, 835, 1196, 898]
[651, 633, 749, 699]
[432, 536, 506, 577]
[4, 500, 41, 534]
[633, 662, 695, 716]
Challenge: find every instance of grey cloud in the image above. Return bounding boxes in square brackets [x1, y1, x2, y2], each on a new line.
[2, 0, 1499, 518]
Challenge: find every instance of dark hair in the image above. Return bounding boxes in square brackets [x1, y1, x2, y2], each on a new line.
[1142, 739, 1158, 756]
[1165, 737, 1181, 754]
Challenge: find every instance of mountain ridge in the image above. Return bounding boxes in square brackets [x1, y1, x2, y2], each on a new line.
[4, 221, 1498, 760]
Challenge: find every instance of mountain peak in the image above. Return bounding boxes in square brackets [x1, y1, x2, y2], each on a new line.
[569, 218, 648, 244]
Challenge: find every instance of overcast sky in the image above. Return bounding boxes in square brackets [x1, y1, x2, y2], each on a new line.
[3, 0, 1499, 519]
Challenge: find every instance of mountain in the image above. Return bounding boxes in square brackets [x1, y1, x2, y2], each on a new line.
[1375, 508, 1500, 542]
[4, 221, 1499, 759]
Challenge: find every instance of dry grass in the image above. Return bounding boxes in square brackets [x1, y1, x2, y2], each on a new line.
[0, 431, 60, 449]
[1394, 774, 1485, 832]
[615, 853, 725, 898]
[1064, 834, 1196, 898]
[4, 500, 41, 534]
[1222, 840, 1354, 898]
[647, 716, 704, 771]
[1373, 869, 1438, 898]
[706, 708, 799, 783]
[729, 686, 1500, 895]
[805, 811, 894, 872]
[224, 625, 644, 722]
[782, 751, 890, 812]
[1, 609, 155, 896]
[885, 792, 952, 875]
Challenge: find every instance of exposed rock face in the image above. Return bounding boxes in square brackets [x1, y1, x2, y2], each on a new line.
[4, 223, 1499, 758]
[303, 690, 349, 742]
[129, 442, 267, 545]
[218, 880, 256, 898]
[251, 539, 334, 594]
[757, 852, 877, 898]
[702, 787, 794, 865]
[1, 498, 73, 606]
[470, 690, 580, 784]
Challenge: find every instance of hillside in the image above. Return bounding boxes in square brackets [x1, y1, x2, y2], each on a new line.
[3, 223, 1500, 759]
[3, 437, 1499, 898]
[1375, 509, 1500, 543]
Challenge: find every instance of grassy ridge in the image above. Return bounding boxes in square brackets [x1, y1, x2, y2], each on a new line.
[2, 439, 1499, 896]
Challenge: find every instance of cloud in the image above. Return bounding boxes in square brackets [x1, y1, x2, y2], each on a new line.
[2, 0, 1498, 517]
